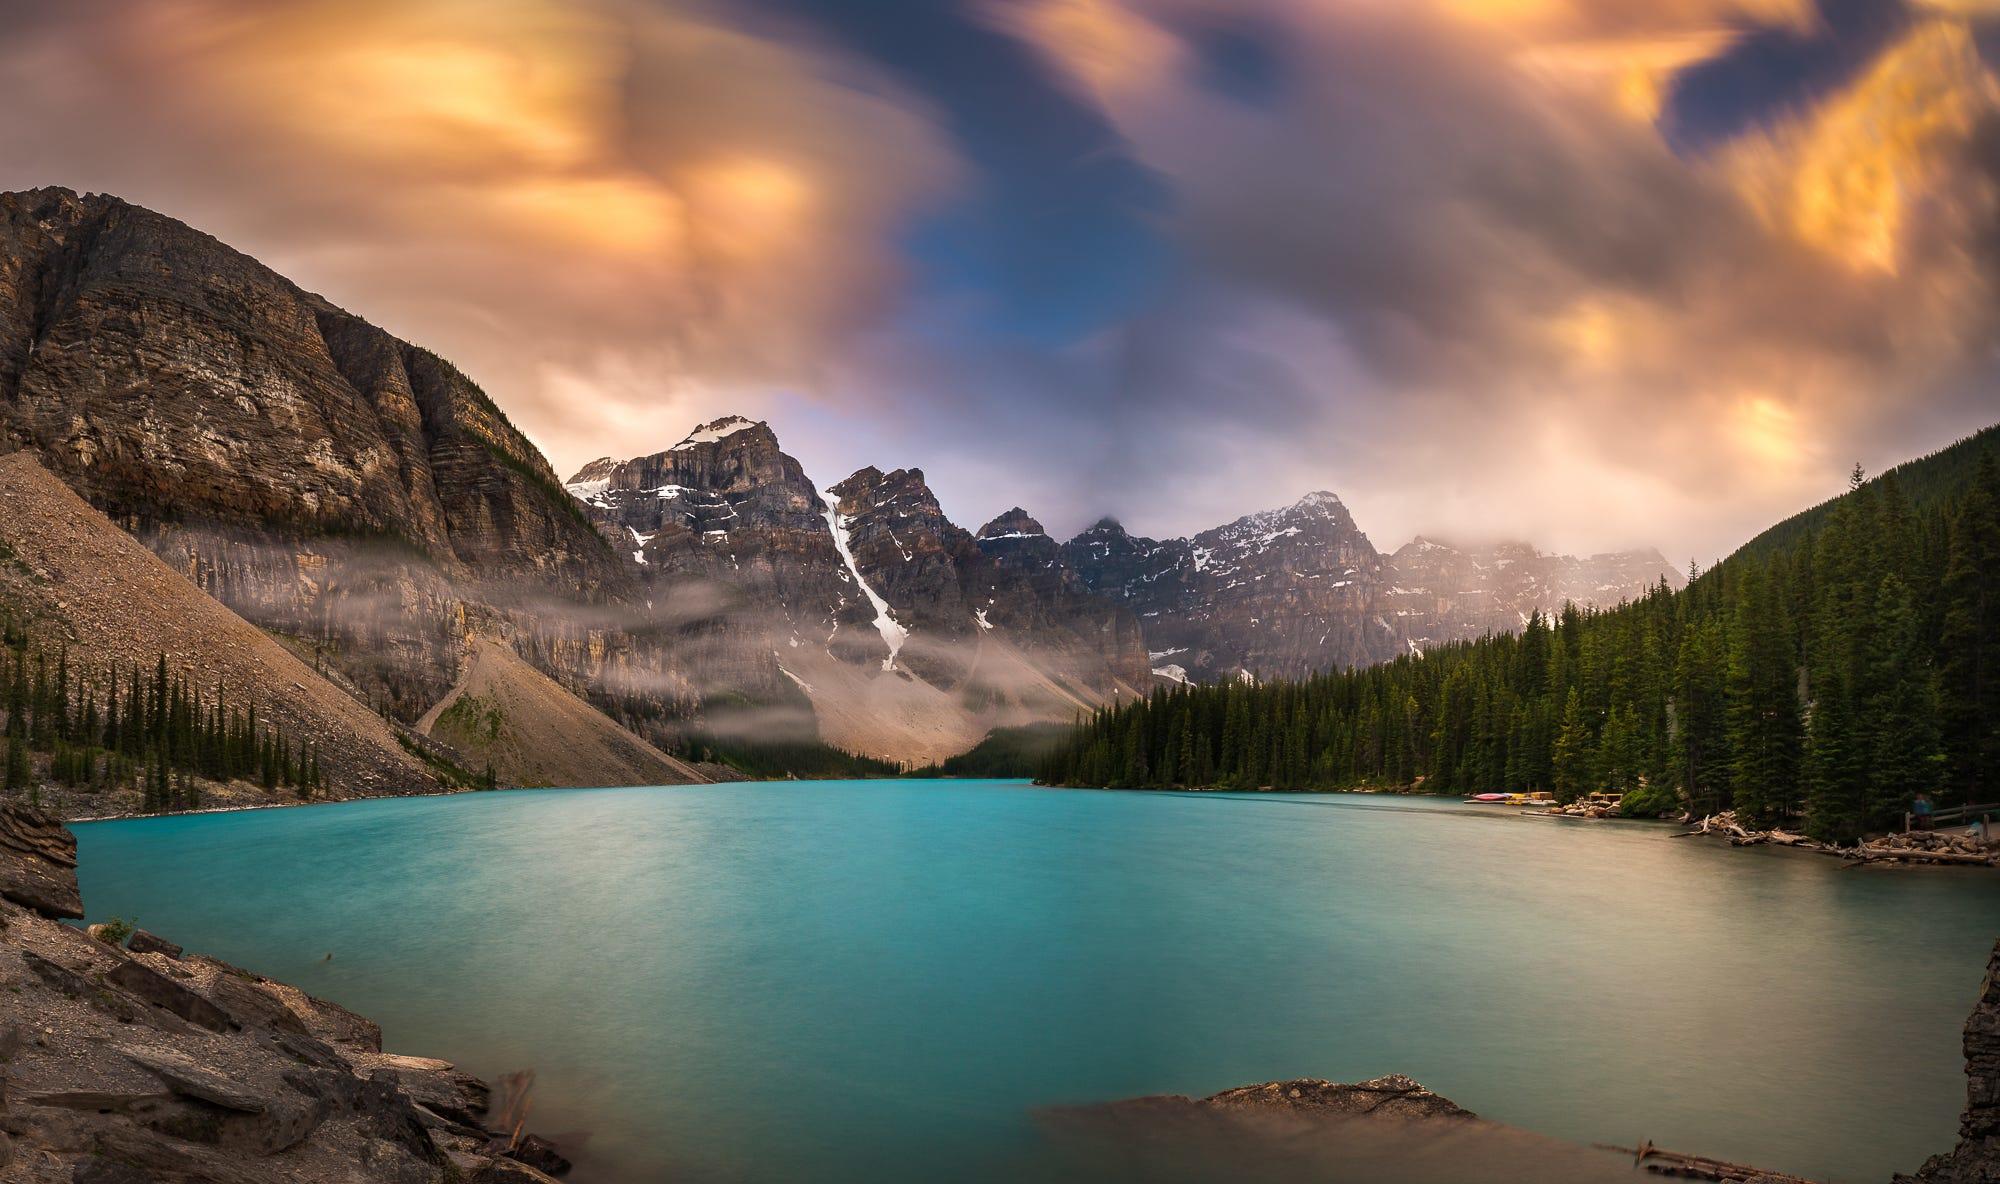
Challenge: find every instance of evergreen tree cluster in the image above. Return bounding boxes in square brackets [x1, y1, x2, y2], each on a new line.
[0, 623, 325, 811]
[1042, 450, 2000, 843]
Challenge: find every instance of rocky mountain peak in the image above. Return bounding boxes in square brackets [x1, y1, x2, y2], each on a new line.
[829, 466, 939, 520]
[671, 414, 765, 451]
[0, 185, 622, 589]
[978, 508, 1046, 539]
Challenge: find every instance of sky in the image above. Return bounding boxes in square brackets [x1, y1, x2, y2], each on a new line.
[3, 0, 1999, 565]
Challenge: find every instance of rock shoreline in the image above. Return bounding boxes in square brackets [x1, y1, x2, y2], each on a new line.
[1058, 944, 2000, 1183]
[0, 800, 568, 1183]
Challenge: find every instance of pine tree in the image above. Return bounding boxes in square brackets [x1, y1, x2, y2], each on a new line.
[3, 737, 28, 794]
[1865, 573, 1943, 828]
[1804, 675, 1866, 842]
[1673, 619, 1728, 815]
[1551, 688, 1591, 803]
[1939, 455, 2000, 804]
[1726, 564, 1801, 828]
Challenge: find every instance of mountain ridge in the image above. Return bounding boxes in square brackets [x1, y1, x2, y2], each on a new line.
[2, 185, 1680, 773]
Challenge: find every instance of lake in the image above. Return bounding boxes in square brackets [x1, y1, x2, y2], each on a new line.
[73, 780, 2000, 1182]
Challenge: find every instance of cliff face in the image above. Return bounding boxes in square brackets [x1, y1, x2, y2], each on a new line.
[0, 451, 436, 800]
[571, 428, 1153, 764]
[0, 187, 619, 586]
[0, 186, 629, 726]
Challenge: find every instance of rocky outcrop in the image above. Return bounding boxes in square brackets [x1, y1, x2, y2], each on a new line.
[0, 801, 81, 919]
[0, 803, 565, 1183]
[0, 186, 640, 731]
[1041, 1073, 1652, 1181]
[1901, 938, 2000, 1183]
[1052, 1073, 1480, 1136]
[1180, 1074, 1475, 1121]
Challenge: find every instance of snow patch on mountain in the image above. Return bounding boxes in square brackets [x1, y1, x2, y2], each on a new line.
[564, 476, 610, 503]
[822, 487, 909, 671]
[672, 415, 759, 450]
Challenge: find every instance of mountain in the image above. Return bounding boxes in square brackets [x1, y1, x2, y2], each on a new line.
[0, 185, 1676, 778]
[415, 636, 709, 789]
[1729, 423, 2000, 565]
[1042, 423, 2000, 844]
[568, 421, 1153, 765]
[1057, 493, 1679, 683]
[0, 185, 630, 730]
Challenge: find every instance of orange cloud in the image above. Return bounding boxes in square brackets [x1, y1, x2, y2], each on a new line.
[1727, 20, 2000, 273]
[982, 0, 1181, 107]
[0, 0, 958, 470]
[987, 0, 2000, 558]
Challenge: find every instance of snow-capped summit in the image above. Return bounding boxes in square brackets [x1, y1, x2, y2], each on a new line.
[977, 507, 1047, 540]
[1058, 488, 1676, 684]
[671, 414, 762, 450]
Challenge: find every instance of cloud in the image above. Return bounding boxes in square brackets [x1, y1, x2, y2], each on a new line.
[4, 0, 1998, 567]
[969, 0, 2000, 559]
[0, 0, 958, 470]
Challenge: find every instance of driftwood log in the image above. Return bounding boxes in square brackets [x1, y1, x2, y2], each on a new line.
[1596, 1139, 1817, 1182]
[1677, 810, 1997, 867]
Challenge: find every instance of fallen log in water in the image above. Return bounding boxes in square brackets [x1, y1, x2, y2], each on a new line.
[1684, 812, 1997, 866]
[1853, 844, 1996, 867]
[1595, 1139, 1819, 1182]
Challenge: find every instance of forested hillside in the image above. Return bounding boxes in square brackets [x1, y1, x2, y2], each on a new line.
[1042, 430, 2000, 842]
[1, 620, 326, 810]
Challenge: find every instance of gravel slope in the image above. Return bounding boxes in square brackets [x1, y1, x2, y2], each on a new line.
[0, 450, 434, 798]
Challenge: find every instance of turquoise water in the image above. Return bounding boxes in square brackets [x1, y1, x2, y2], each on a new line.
[74, 781, 1999, 1182]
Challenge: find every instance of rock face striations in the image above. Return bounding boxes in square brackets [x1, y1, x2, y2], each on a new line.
[0, 804, 569, 1183]
[0, 450, 436, 802]
[0, 186, 635, 735]
[0, 187, 619, 586]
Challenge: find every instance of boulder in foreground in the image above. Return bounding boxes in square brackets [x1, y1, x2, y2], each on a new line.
[0, 804, 567, 1183]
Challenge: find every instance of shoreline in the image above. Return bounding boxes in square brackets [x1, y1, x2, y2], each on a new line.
[1, 799, 574, 1182]
[60, 783, 481, 826]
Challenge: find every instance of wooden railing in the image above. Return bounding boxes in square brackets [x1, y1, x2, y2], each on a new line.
[1906, 802, 1999, 834]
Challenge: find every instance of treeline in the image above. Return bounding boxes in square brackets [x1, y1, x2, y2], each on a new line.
[1042, 445, 2000, 843]
[909, 723, 1068, 779]
[1, 619, 324, 810]
[681, 730, 902, 780]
